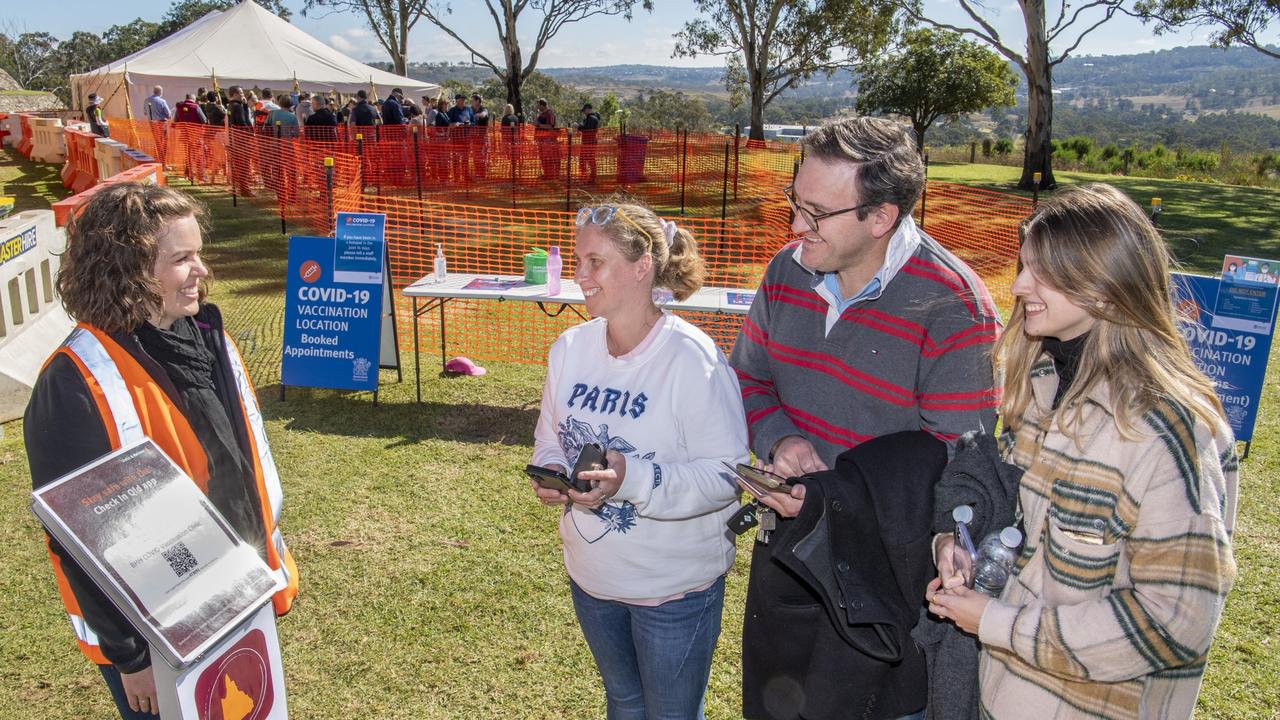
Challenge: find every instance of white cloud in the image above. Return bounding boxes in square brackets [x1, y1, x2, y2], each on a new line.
[328, 28, 383, 63]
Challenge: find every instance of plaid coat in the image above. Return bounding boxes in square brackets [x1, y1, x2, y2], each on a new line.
[977, 354, 1238, 719]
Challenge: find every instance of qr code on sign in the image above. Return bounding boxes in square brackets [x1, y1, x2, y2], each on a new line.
[162, 542, 198, 578]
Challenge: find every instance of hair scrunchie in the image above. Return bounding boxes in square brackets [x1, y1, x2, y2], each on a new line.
[660, 219, 678, 246]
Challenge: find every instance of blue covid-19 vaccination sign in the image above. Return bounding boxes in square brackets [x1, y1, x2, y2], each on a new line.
[1172, 271, 1277, 442]
[282, 215, 387, 391]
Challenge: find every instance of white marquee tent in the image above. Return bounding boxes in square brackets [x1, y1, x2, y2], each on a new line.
[69, 0, 440, 118]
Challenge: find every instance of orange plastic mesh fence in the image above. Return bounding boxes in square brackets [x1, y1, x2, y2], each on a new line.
[912, 182, 1027, 309]
[341, 192, 797, 363]
[111, 120, 363, 235]
[95, 116, 1030, 380]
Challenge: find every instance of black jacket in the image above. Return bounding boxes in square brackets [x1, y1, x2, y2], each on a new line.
[743, 431, 947, 720]
[380, 96, 405, 125]
[25, 305, 260, 672]
[227, 99, 252, 127]
[351, 99, 378, 126]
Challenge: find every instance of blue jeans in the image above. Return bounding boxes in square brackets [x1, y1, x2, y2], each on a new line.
[571, 576, 725, 720]
[98, 665, 158, 719]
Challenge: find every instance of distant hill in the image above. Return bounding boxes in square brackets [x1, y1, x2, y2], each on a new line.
[405, 47, 1280, 148]
[405, 63, 852, 99]
[1053, 46, 1280, 113]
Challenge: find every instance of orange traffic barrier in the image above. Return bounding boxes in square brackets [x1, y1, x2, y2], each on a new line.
[61, 129, 100, 193]
[52, 162, 166, 227]
[17, 115, 35, 157]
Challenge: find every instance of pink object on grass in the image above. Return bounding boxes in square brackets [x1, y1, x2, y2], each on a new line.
[444, 356, 487, 376]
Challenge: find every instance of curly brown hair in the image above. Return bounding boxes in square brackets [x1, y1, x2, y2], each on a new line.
[57, 183, 209, 333]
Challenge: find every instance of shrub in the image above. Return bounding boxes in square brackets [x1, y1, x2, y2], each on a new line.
[982, 138, 993, 157]
[993, 138, 1014, 156]
[1178, 151, 1219, 172]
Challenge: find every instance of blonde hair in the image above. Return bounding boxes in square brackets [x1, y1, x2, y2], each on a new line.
[998, 184, 1224, 439]
[584, 196, 705, 301]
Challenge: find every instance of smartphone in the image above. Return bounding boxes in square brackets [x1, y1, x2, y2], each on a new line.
[722, 462, 788, 500]
[525, 465, 575, 493]
[569, 443, 607, 493]
[953, 520, 978, 587]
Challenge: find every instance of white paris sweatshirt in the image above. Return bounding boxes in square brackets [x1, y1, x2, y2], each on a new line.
[532, 313, 749, 602]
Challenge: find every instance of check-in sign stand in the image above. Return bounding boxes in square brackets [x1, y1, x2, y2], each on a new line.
[153, 605, 287, 719]
[280, 212, 400, 405]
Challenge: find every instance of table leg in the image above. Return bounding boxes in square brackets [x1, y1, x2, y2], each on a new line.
[439, 297, 448, 372]
[413, 297, 421, 403]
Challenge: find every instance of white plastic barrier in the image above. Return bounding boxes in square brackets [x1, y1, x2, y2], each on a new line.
[29, 117, 67, 163]
[94, 137, 127, 182]
[0, 210, 74, 421]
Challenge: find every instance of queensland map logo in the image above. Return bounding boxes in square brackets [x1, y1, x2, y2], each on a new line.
[194, 628, 275, 720]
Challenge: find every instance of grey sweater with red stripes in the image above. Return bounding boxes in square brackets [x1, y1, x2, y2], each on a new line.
[729, 232, 1000, 465]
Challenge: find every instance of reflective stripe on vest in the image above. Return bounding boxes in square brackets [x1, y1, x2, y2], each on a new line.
[65, 328, 146, 446]
[223, 331, 284, 524]
[68, 612, 101, 649]
[51, 326, 296, 663]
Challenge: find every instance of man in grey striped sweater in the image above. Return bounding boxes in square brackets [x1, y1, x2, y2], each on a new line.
[730, 116, 1000, 719]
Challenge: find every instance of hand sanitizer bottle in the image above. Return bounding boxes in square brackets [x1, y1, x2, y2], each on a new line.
[433, 243, 447, 283]
[547, 246, 562, 295]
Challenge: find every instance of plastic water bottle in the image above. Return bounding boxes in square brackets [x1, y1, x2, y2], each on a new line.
[972, 527, 1023, 597]
[546, 245, 562, 295]
[433, 243, 447, 283]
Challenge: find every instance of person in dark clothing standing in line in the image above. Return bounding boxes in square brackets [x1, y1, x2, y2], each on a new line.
[534, 98, 561, 180]
[202, 91, 226, 127]
[350, 90, 378, 128]
[381, 88, 405, 126]
[85, 93, 110, 137]
[225, 86, 254, 196]
[446, 93, 473, 183]
[305, 96, 339, 142]
[469, 93, 490, 179]
[226, 86, 252, 128]
[337, 98, 355, 125]
[576, 102, 601, 184]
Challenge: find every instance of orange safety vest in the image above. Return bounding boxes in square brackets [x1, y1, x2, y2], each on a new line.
[43, 323, 299, 665]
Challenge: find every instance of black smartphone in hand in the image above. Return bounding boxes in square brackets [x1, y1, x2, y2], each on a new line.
[525, 465, 575, 493]
[570, 443, 607, 491]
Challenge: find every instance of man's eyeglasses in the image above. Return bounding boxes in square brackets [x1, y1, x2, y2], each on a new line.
[575, 206, 654, 245]
[782, 185, 878, 234]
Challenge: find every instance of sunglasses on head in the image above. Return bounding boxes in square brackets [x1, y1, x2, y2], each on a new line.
[575, 206, 654, 245]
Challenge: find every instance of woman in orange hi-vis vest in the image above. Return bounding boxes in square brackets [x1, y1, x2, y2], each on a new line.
[24, 183, 299, 718]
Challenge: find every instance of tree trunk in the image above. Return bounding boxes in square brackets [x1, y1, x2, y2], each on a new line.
[395, 22, 408, 76]
[748, 69, 766, 141]
[505, 71, 523, 117]
[1019, 0, 1055, 190]
[912, 121, 926, 151]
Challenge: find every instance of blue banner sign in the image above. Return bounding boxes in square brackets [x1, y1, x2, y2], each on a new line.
[282, 235, 384, 391]
[1172, 272, 1276, 442]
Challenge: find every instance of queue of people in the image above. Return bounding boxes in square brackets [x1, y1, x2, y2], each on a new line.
[129, 85, 616, 186]
[27, 115, 1239, 720]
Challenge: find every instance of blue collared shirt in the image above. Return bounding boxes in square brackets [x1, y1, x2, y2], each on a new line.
[144, 95, 171, 122]
[793, 215, 923, 335]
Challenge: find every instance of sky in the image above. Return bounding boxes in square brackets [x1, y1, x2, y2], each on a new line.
[8, 0, 1279, 71]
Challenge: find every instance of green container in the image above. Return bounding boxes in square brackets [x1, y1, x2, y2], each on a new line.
[523, 249, 548, 284]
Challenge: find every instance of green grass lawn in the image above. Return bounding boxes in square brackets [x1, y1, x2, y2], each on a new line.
[2, 151, 1279, 718]
[928, 162, 1280, 275]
